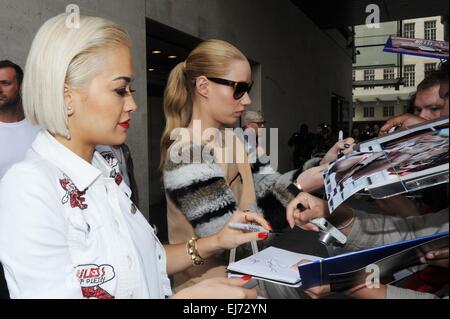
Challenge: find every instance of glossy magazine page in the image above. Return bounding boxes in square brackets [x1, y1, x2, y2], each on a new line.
[324, 117, 449, 213]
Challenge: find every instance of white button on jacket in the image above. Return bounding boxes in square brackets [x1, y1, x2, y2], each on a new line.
[0, 130, 172, 299]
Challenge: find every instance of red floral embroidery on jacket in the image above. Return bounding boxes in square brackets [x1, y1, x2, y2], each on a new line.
[81, 286, 114, 299]
[59, 175, 88, 210]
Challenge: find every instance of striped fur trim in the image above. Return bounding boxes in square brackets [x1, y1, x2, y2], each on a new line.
[253, 170, 281, 199]
[164, 142, 237, 237]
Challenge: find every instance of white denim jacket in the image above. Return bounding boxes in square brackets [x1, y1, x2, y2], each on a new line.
[0, 130, 171, 299]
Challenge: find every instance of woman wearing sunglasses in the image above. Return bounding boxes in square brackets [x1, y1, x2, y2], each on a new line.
[161, 40, 263, 292]
[160, 40, 343, 295]
[0, 15, 271, 299]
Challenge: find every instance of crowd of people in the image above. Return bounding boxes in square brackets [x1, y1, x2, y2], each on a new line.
[0, 12, 448, 299]
[288, 122, 337, 169]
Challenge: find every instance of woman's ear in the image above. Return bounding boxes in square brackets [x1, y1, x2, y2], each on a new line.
[64, 84, 75, 116]
[195, 76, 209, 98]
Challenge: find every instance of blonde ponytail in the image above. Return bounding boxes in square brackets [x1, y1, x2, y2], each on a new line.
[159, 61, 192, 169]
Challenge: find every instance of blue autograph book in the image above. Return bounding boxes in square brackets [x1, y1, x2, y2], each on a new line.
[298, 231, 449, 290]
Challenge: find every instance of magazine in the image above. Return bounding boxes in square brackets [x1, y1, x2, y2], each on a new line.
[384, 35, 449, 59]
[227, 232, 448, 289]
[324, 117, 449, 213]
[227, 247, 321, 287]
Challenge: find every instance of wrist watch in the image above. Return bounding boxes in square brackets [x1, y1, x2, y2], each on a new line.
[287, 180, 303, 196]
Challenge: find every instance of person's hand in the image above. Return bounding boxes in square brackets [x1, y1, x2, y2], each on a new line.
[286, 192, 329, 230]
[379, 114, 425, 135]
[173, 277, 257, 299]
[420, 247, 449, 268]
[320, 137, 355, 165]
[214, 211, 271, 250]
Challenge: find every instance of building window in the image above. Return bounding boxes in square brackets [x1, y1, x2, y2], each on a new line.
[424, 63, 436, 78]
[403, 23, 415, 38]
[383, 105, 395, 117]
[404, 65, 415, 87]
[353, 107, 355, 117]
[352, 70, 355, 82]
[424, 20, 436, 40]
[364, 69, 375, 90]
[383, 68, 395, 88]
[363, 107, 374, 118]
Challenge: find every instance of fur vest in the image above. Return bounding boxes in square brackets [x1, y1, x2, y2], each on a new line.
[163, 141, 299, 238]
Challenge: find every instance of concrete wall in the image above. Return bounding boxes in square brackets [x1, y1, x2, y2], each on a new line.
[0, 0, 150, 219]
[146, 0, 353, 172]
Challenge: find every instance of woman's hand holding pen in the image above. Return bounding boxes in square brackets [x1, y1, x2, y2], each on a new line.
[164, 211, 270, 276]
[173, 212, 269, 299]
[214, 211, 272, 250]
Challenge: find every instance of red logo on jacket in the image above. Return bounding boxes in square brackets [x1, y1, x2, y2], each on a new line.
[76, 264, 116, 299]
[59, 174, 88, 210]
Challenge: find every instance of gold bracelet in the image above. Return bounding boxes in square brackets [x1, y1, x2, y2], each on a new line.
[186, 236, 206, 266]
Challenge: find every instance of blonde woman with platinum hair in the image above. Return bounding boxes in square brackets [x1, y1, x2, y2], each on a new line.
[23, 15, 130, 141]
[0, 13, 269, 299]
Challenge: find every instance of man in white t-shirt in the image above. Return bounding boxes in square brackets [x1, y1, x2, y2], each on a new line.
[0, 60, 40, 179]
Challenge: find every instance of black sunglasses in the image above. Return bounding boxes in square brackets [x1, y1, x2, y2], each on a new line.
[207, 77, 253, 100]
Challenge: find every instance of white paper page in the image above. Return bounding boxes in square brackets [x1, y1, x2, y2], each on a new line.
[227, 247, 321, 285]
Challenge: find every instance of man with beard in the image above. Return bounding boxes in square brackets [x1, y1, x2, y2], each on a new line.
[0, 60, 40, 179]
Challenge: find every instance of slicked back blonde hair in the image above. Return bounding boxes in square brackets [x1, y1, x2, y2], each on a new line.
[23, 13, 131, 137]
